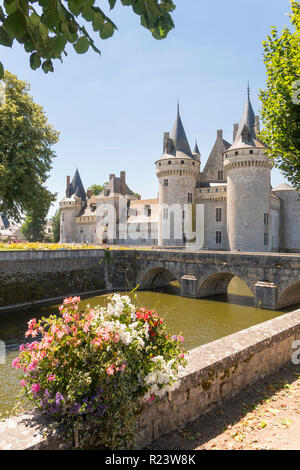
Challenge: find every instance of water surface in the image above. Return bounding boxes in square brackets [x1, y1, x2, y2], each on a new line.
[0, 277, 289, 415]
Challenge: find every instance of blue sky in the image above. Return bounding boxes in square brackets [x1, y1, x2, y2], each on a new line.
[1, 0, 293, 217]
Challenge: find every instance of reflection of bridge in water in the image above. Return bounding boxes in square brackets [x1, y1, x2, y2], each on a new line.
[109, 249, 300, 310]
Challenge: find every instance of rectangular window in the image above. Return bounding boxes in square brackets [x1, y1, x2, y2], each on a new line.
[264, 213, 269, 225]
[216, 231, 222, 244]
[216, 208, 222, 222]
[264, 232, 269, 246]
[164, 179, 168, 187]
[188, 193, 192, 203]
[218, 170, 223, 180]
[163, 208, 168, 219]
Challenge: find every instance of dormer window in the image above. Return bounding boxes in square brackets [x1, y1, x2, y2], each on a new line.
[218, 170, 223, 180]
[235, 151, 239, 156]
[181, 160, 184, 164]
[168, 160, 172, 165]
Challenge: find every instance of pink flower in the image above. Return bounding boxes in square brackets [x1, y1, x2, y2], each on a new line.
[114, 332, 120, 343]
[106, 365, 115, 375]
[31, 383, 41, 394]
[47, 374, 56, 382]
[20, 380, 26, 387]
[12, 357, 21, 368]
[63, 313, 73, 323]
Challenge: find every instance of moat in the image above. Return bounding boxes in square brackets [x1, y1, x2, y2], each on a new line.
[0, 277, 293, 416]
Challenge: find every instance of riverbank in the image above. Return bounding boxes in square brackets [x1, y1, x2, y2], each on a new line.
[1, 308, 300, 450]
[1, 363, 299, 450]
[146, 362, 300, 451]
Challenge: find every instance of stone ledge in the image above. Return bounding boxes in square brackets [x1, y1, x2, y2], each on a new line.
[1, 309, 300, 450]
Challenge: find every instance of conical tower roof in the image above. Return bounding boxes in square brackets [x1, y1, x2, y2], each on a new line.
[229, 85, 265, 150]
[67, 169, 86, 201]
[193, 139, 200, 155]
[170, 103, 193, 158]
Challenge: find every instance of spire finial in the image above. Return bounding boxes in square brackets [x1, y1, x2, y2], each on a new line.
[177, 99, 180, 114]
[247, 81, 250, 99]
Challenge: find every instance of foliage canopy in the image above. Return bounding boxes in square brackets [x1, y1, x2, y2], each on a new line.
[0, 0, 176, 77]
[259, 0, 300, 190]
[0, 71, 58, 221]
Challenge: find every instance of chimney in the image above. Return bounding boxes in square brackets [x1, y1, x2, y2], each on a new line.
[233, 123, 239, 141]
[120, 171, 126, 196]
[109, 173, 115, 181]
[254, 116, 260, 135]
[217, 129, 223, 139]
[163, 132, 169, 153]
[66, 175, 70, 190]
[86, 189, 92, 198]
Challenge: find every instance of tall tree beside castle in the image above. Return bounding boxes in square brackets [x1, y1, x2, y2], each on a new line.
[21, 192, 53, 242]
[0, 0, 176, 77]
[0, 71, 58, 222]
[259, 0, 300, 190]
[51, 209, 61, 243]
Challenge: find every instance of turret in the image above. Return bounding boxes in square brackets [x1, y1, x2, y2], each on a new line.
[192, 139, 201, 163]
[223, 86, 272, 252]
[60, 169, 86, 243]
[156, 104, 200, 246]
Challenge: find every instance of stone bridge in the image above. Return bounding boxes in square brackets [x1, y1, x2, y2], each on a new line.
[107, 249, 300, 310]
[0, 249, 299, 311]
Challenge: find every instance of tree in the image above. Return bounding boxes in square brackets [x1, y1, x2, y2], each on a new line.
[51, 209, 60, 243]
[0, 0, 176, 77]
[259, 0, 300, 190]
[0, 71, 58, 221]
[88, 183, 108, 195]
[21, 192, 52, 242]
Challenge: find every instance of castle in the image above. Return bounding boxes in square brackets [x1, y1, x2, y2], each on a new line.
[60, 91, 300, 253]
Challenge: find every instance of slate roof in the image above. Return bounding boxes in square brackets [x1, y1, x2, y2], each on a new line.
[100, 176, 135, 197]
[229, 93, 266, 150]
[66, 169, 86, 201]
[170, 105, 193, 158]
[193, 140, 200, 154]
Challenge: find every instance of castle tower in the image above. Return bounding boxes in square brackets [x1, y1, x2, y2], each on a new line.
[59, 169, 86, 243]
[223, 87, 273, 252]
[156, 104, 200, 246]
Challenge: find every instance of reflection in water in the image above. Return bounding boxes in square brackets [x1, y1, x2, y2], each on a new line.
[0, 277, 288, 415]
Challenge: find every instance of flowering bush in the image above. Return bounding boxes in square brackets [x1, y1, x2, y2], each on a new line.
[12, 294, 186, 449]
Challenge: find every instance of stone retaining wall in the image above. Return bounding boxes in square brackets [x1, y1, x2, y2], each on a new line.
[0, 250, 106, 308]
[1, 309, 300, 450]
[136, 308, 300, 447]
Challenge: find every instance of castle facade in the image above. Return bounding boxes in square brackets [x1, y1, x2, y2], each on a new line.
[60, 92, 300, 253]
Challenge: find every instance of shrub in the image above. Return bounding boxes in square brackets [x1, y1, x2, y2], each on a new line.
[12, 294, 186, 449]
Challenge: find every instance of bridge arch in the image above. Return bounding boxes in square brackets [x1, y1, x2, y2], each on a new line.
[138, 267, 178, 290]
[277, 282, 300, 309]
[197, 272, 255, 299]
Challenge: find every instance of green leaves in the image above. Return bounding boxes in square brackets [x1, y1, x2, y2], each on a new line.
[99, 21, 115, 39]
[0, 71, 58, 221]
[0, 62, 3, 79]
[73, 36, 90, 54]
[0, 26, 13, 47]
[259, 0, 300, 191]
[30, 52, 41, 70]
[0, 0, 176, 74]
[3, 10, 27, 39]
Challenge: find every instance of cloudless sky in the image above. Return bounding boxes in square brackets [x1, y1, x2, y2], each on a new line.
[1, 0, 293, 217]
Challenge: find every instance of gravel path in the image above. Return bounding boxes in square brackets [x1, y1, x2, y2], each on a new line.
[146, 363, 300, 451]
